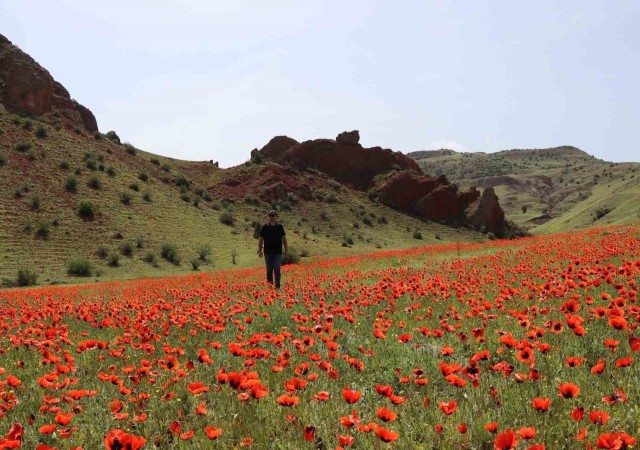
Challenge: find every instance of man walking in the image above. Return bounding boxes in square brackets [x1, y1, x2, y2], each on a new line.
[257, 210, 288, 289]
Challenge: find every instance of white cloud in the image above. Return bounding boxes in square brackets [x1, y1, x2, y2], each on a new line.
[429, 139, 469, 152]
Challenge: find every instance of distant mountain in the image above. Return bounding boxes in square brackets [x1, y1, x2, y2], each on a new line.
[408, 147, 640, 233]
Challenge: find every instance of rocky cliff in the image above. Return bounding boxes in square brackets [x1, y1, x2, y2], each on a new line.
[0, 34, 98, 132]
[258, 131, 511, 236]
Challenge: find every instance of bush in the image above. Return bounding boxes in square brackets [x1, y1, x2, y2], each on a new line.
[161, 163, 171, 172]
[65, 176, 79, 193]
[487, 232, 496, 241]
[78, 200, 98, 220]
[0, 152, 5, 167]
[142, 191, 152, 202]
[283, 247, 301, 265]
[129, 182, 139, 191]
[67, 259, 92, 276]
[16, 268, 38, 287]
[120, 191, 133, 205]
[106, 166, 116, 177]
[87, 175, 102, 190]
[198, 244, 212, 261]
[136, 236, 145, 249]
[138, 172, 149, 182]
[15, 141, 32, 153]
[35, 219, 51, 239]
[85, 159, 98, 171]
[150, 157, 160, 166]
[94, 131, 103, 140]
[107, 252, 120, 267]
[106, 131, 121, 144]
[193, 196, 201, 208]
[180, 192, 191, 203]
[119, 241, 134, 257]
[26, 149, 37, 161]
[413, 230, 423, 240]
[35, 124, 48, 139]
[593, 207, 612, 221]
[245, 194, 260, 206]
[220, 211, 234, 226]
[342, 234, 354, 246]
[30, 195, 41, 211]
[143, 251, 158, 267]
[175, 174, 190, 190]
[124, 143, 137, 156]
[60, 160, 70, 170]
[161, 243, 180, 265]
[190, 258, 201, 271]
[96, 246, 109, 259]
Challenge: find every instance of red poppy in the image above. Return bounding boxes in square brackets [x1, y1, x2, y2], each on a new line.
[104, 429, 146, 450]
[439, 401, 457, 415]
[494, 429, 518, 450]
[342, 388, 362, 404]
[558, 383, 580, 399]
[517, 427, 536, 439]
[375, 426, 399, 443]
[376, 407, 397, 422]
[458, 423, 467, 434]
[204, 426, 223, 440]
[276, 394, 299, 407]
[589, 410, 609, 425]
[485, 422, 499, 433]
[532, 397, 551, 412]
[571, 406, 585, 421]
[338, 434, 354, 447]
[303, 425, 315, 442]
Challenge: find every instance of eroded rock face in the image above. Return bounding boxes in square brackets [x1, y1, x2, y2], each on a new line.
[0, 34, 98, 132]
[259, 136, 421, 191]
[336, 130, 360, 145]
[465, 187, 506, 234]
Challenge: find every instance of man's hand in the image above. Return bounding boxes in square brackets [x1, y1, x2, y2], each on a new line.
[257, 249, 263, 258]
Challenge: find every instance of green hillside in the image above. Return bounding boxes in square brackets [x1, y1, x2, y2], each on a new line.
[0, 106, 486, 287]
[409, 146, 640, 233]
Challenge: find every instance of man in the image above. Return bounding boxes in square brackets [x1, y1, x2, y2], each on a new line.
[257, 210, 288, 289]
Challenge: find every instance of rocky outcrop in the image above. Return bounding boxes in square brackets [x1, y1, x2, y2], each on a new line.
[465, 187, 506, 234]
[0, 34, 98, 132]
[336, 130, 360, 145]
[259, 133, 421, 190]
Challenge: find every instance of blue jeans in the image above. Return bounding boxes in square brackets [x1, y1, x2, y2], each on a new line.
[264, 253, 282, 288]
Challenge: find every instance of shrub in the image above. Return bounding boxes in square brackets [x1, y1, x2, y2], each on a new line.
[96, 246, 109, 259]
[107, 252, 120, 267]
[138, 172, 148, 182]
[106, 166, 116, 177]
[413, 230, 422, 240]
[94, 131, 103, 140]
[190, 258, 201, 271]
[161, 243, 180, 265]
[0, 152, 5, 167]
[180, 192, 191, 203]
[35, 219, 51, 239]
[161, 163, 171, 172]
[231, 249, 238, 265]
[30, 195, 41, 211]
[283, 247, 301, 265]
[593, 207, 612, 221]
[78, 200, 97, 220]
[65, 176, 79, 193]
[119, 241, 134, 257]
[16, 268, 38, 287]
[15, 141, 32, 152]
[342, 234, 354, 246]
[193, 196, 201, 208]
[487, 232, 496, 241]
[175, 174, 190, 190]
[120, 191, 133, 205]
[21, 119, 33, 131]
[143, 251, 158, 266]
[87, 175, 102, 190]
[106, 131, 121, 144]
[26, 149, 37, 161]
[35, 124, 48, 139]
[198, 244, 212, 261]
[129, 182, 139, 191]
[220, 211, 234, 226]
[85, 159, 98, 171]
[124, 143, 137, 156]
[142, 191, 152, 202]
[136, 236, 145, 249]
[150, 157, 160, 166]
[67, 259, 92, 276]
[245, 194, 260, 206]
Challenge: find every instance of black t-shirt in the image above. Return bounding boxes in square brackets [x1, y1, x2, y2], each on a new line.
[260, 223, 286, 254]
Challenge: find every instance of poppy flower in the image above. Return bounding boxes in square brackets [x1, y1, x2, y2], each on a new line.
[339, 410, 360, 428]
[615, 356, 633, 368]
[55, 413, 73, 426]
[589, 410, 609, 425]
[494, 429, 518, 450]
[517, 427, 536, 439]
[558, 383, 580, 398]
[375, 426, 399, 443]
[527, 444, 546, 450]
[303, 425, 315, 442]
[485, 422, 499, 433]
[276, 394, 299, 407]
[458, 423, 467, 434]
[204, 426, 223, 440]
[532, 397, 551, 412]
[338, 434, 354, 447]
[342, 388, 362, 404]
[571, 406, 585, 421]
[439, 401, 457, 415]
[376, 407, 397, 422]
[595, 432, 637, 449]
[39, 424, 57, 434]
[104, 429, 146, 450]
[375, 385, 393, 397]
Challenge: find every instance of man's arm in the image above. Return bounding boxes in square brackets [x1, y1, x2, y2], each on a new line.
[257, 237, 264, 257]
[282, 236, 288, 255]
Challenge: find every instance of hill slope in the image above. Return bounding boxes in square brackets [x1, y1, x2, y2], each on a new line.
[408, 146, 640, 233]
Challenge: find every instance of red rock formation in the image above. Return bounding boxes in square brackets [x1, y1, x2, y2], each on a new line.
[259, 132, 421, 191]
[465, 187, 506, 234]
[0, 34, 98, 132]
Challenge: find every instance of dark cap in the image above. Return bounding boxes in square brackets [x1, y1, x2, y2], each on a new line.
[268, 209, 277, 216]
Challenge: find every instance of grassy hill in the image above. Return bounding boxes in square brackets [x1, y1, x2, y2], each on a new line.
[409, 146, 640, 234]
[0, 106, 486, 287]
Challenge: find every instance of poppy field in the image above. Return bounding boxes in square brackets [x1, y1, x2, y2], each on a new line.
[1, 225, 640, 449]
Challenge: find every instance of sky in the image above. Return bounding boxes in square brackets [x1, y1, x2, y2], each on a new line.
[1, 0, 639, 166]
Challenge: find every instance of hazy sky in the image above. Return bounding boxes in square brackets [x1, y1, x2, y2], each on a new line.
[2, 0, 639, 166]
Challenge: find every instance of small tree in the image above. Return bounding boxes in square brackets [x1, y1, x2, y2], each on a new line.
[220, 211, 234, 226]
[78, 200, 98, 220]
[161, 243, 180, 265]
[198, 244, 212, 262]
[67, 259, 93, 276]
[190, 258, 201, 271]
[16, 268, 38, 286]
